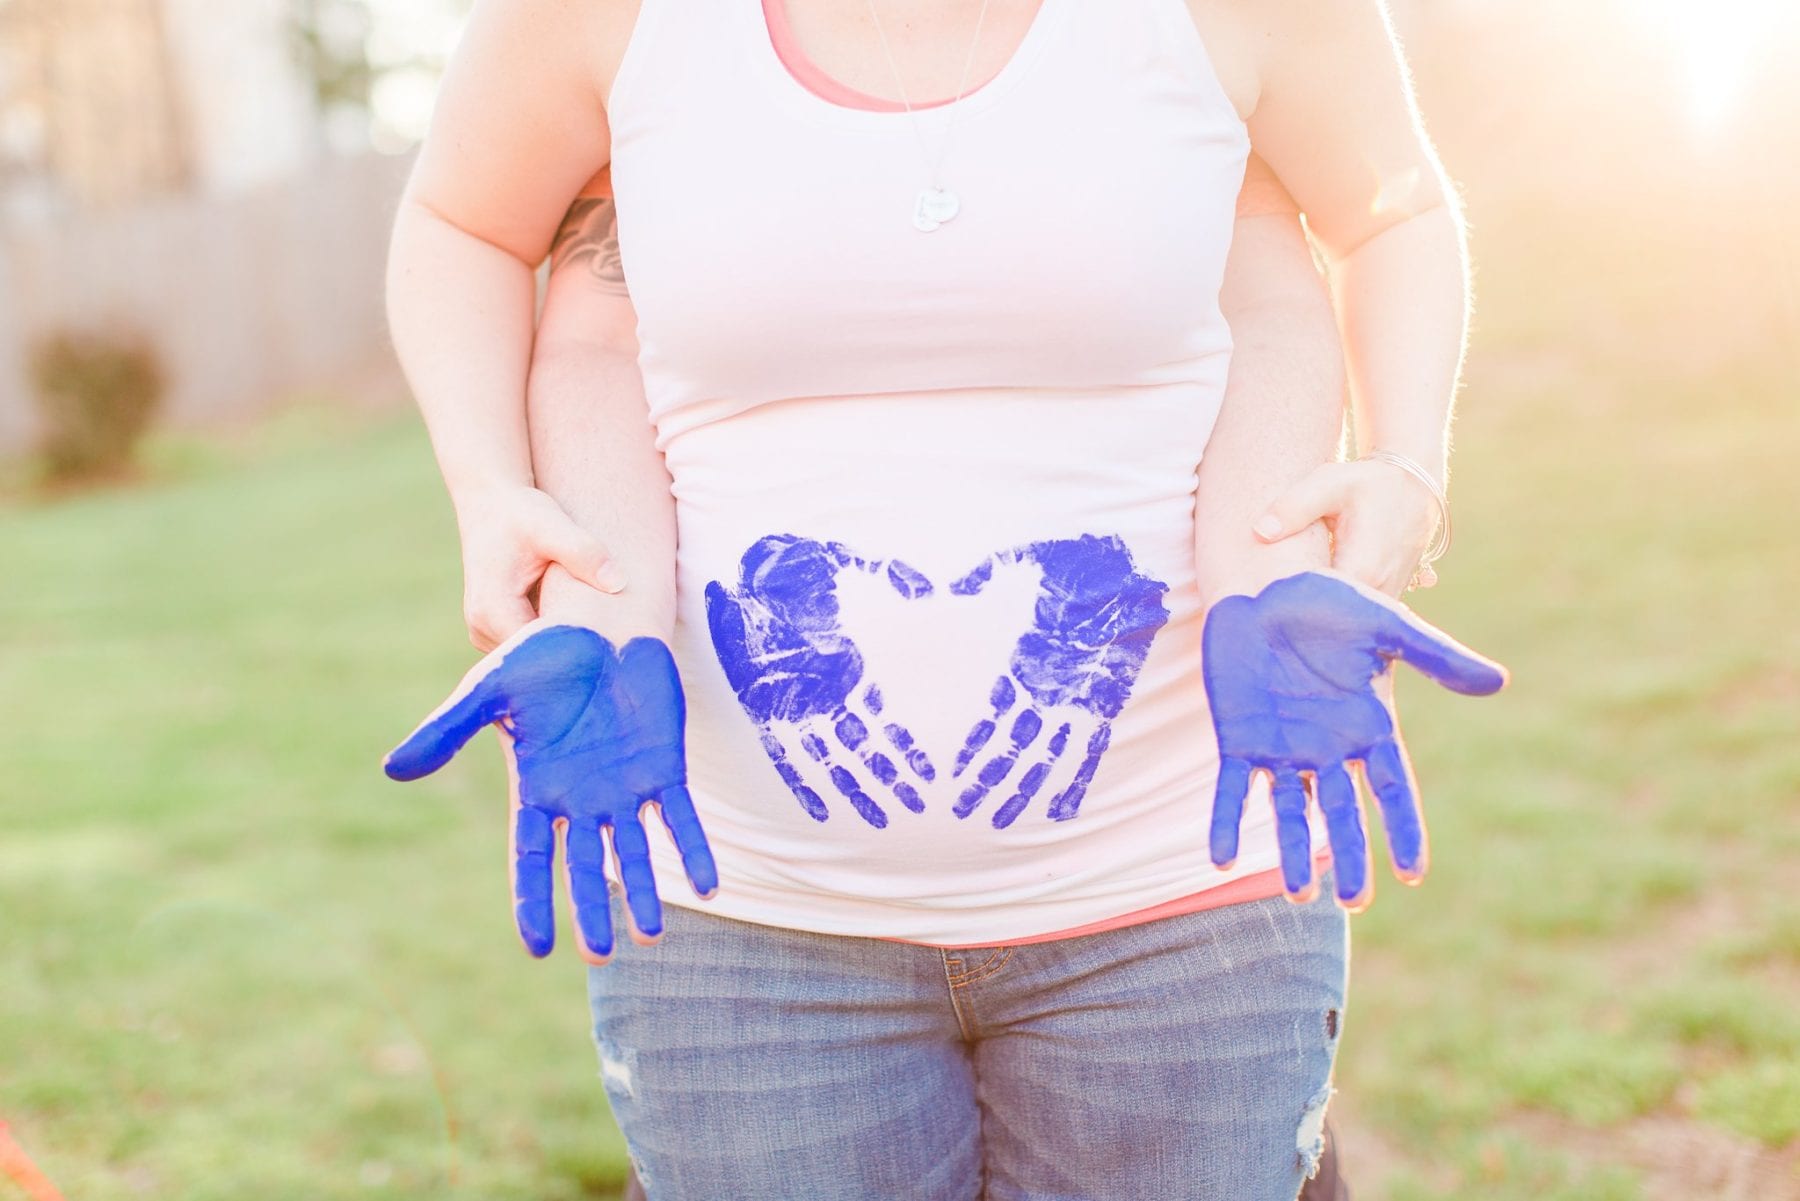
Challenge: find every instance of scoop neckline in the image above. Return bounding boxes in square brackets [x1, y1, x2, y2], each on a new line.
[740, 0, 1071, 131]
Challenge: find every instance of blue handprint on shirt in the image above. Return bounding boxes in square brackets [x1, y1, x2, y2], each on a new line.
[383, 623, 718, 960]
[1202, 570, 1508, 907]
[707, 532, 1168, 830]
[706, 535, 937, 828]
[947, 536, 1170, 827]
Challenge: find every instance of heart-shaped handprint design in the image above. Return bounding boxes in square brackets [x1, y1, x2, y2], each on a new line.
[705, 533, 1170, 829]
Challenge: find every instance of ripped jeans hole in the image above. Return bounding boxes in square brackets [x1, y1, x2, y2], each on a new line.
[1296, 1082, 1336, 1179]
[596, 1040, 637, 1099]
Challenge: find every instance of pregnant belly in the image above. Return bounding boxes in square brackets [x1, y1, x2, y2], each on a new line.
[657, 385, 1228, 888]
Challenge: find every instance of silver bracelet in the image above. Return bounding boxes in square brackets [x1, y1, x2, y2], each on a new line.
[1359, 449, 1452, 566]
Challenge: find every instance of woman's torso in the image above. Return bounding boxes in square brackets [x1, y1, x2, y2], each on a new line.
[602, 0, 1313, 944]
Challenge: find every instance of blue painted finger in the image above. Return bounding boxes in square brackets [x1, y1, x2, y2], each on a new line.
[384, 661, 509, 781]
[1272, 768, 1314, 896]
[954, 721, 996, 777]
[885, 560, 933, 598]
[1045, 723, 1111, 821]
[950, 557, 995, 595]
[954, 676, 1019, 778]
[512, 804, 557, 958]
[990, 755, 1058, 829]
[564, 822, 616, 958]
[859, 746, 926, 814]
[608, 807, 663, 940]
[990, 720, 1073, 827]
[830, 708, 923, 813]
[1364, 737, 1427, 878]
[954, 708, 1046, 818]
[1370, 596, 1509, 696]
[827, 763, 888, 829]
[834, 709, 871, 751]
[653, 784, 718, 897]
[1314, 764, 1368, 905]
[758, 731, 830, 822]
[1210, 755, 1253, 867]
[884, 722, 936, 782]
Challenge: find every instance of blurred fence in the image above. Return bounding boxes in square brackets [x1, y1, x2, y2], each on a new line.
[0, 148, 411, 453]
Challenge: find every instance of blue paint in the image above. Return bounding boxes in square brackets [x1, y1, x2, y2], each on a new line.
[1044, 724, 1112, 823]
[828, 764, 887, 828]
[953, 719, 998, 778]
[383, 625, 717, 958]
[949, 559, 993, 595]
[953, 708, 1047, 819]
[989, 759, 1055, 829]
[706, 535, 936, 825]
[887, 561, 933, 599]
[1202, 570, 1509, 905]
[866, 752, 899, 785]
[835, 712, 870, 750]
[950, 536, 1169, 825]
[708, 532, 1169, 829]
[762, 731, 830, 821]
[885, 723, 936, 781]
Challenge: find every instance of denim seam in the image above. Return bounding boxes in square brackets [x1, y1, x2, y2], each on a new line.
[951, 945, 1014, 987]
[938, 951, 979, 1040]
[945, 945, 1011, 987]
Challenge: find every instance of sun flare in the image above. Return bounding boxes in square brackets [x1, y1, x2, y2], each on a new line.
[1641, 0, 1793, 133]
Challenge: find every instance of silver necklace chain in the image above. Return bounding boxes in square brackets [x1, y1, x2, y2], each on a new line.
[861, 0, 996, 231]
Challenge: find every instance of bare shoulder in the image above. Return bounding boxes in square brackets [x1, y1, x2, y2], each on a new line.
[404, 0, 646, 267]
[587, 0, 647, 111]
[1176, 0, 1266, 122]
[455, 0, 642, 107]
[1184, 0, 1392, 119]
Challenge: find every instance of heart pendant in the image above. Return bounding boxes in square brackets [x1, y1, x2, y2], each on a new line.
[912, 187, 960, 233]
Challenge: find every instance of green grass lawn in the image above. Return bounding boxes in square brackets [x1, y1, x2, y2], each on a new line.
[3, 208, 1799, 1200]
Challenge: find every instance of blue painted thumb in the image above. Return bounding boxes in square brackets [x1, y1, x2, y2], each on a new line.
[383, 664, 510, 781]
[1376, 604, 1509, 696]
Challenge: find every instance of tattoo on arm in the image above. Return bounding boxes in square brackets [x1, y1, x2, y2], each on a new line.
[549, 197, 628, 294]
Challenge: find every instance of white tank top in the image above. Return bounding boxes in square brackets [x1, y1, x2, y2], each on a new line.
[607, 0, 1308, 944]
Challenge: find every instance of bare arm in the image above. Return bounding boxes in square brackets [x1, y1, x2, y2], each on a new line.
[1230, 0, 1466, 589]
[529, 169, 676, 642]
[1194, 156, 1345, 607]
[1245, 0, 1466, 472]
[385, 0, 637, 647]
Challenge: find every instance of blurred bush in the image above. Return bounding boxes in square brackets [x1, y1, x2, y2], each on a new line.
[28, 328, 166, 484]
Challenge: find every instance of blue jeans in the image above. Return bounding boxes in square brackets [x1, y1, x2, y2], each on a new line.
[585, 883, 1349, 1201]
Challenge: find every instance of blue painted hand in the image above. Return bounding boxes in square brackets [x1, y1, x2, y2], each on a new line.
[1202, 570, 1508, 908]
[948, 536, 1170, 827]
[706, 535, 937, 828]
[383, 623, 718, 961]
